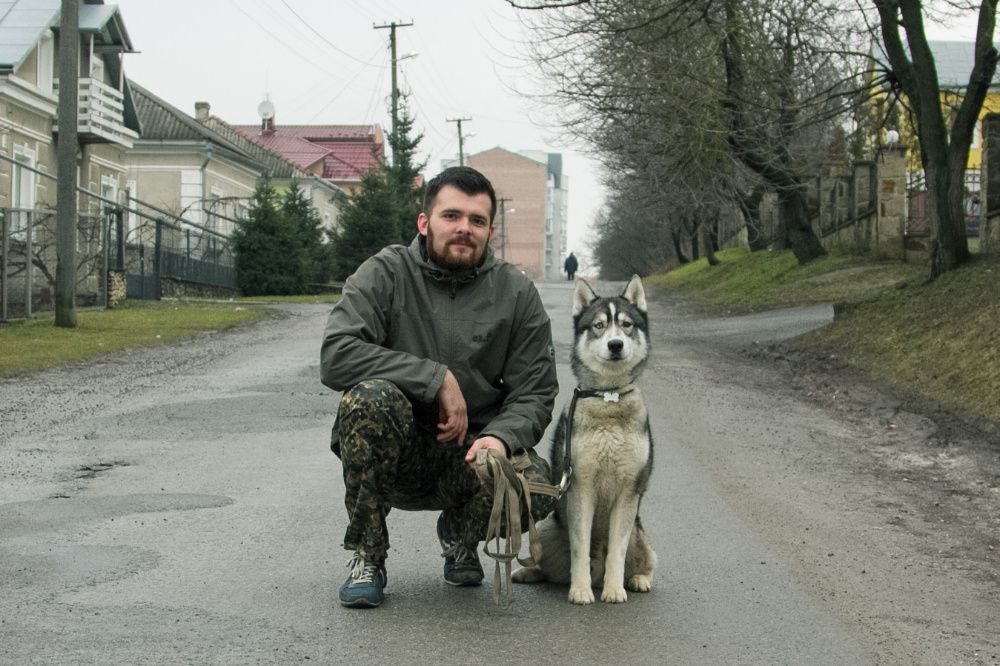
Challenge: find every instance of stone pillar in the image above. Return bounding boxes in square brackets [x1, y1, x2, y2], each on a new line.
[981, 113, 1000, 253]
[875, 145, 908, 257]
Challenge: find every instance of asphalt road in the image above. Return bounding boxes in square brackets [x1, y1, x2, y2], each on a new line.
[1, 282, 996, 665]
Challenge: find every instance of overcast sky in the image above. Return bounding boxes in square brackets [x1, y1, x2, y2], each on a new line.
[112, 0, 980, 267]
[113, 0, 600, 260]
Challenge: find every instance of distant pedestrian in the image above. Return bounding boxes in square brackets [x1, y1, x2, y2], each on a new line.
[320, 166, 558, 608]
[564, 252, 578, 281]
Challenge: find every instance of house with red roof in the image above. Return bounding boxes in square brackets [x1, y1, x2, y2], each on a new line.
[230, 114, 385, 196]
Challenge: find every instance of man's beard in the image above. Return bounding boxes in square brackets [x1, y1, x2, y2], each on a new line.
[425, 225, 483, 270]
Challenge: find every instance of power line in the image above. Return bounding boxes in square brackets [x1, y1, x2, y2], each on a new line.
[308, 47, 388, 124]
[227, 1, 346, 81]
[279, 0, 385, 68]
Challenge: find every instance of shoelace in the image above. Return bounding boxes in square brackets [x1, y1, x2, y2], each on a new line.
[347, 554, 379, 585]
[441, 541, 477, 565]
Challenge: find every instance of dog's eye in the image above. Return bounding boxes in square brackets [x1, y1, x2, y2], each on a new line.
[592, 322, 606, 331]
[621, 321, 633, 329]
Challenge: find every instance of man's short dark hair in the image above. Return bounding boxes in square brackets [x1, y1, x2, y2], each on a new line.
[423, 166, 497, 224]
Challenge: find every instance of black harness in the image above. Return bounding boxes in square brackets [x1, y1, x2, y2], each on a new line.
[558, 384, 636, 496]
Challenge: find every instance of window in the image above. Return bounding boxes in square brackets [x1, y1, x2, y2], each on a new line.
[101, 175, 118, 213]
[10, 147, 36, 242]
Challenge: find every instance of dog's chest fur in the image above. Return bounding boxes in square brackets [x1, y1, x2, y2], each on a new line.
[570, 391, 650, 495]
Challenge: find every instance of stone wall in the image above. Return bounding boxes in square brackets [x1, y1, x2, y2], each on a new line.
[756, 150, 907, 256]
[107, 270, 126, 308]
[160, 277, 236, 299]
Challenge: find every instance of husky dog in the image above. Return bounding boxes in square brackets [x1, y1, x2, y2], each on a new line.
[513, 275, 656, 604]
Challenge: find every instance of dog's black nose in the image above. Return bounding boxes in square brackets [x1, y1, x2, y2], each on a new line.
[608, 339, 624, 354]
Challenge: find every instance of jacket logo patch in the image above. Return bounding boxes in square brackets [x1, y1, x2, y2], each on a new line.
[473, 333, 493, 344]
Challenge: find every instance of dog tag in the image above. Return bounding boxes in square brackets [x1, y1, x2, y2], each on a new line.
[603, 392, 620, 402]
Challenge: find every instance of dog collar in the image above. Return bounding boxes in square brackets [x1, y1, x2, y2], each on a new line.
[574, 385, 636, 403]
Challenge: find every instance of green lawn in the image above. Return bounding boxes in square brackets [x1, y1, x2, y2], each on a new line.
[0, 301, 271, 378]
[650, 249, 1000, 422]
[648, 247, 925, 313]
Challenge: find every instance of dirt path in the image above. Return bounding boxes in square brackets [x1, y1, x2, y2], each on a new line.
[651, 291, 1000, 664]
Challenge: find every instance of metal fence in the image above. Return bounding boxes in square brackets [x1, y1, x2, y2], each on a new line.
[129, 217, 236, 299]
[905, 171, 981, 238]
[1, 207, 110, 319]
[1, 157, 238, 321]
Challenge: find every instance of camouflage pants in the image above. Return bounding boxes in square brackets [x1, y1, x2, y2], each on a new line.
[336, 379, 555, 561]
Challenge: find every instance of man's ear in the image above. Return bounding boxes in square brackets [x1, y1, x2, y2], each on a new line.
[573, 279, 599, 316]
[416, 212, 429, 236]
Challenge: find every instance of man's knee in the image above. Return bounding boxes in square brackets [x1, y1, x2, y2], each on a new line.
[340, 379, 409, 416]
[336, 379, 413, 460]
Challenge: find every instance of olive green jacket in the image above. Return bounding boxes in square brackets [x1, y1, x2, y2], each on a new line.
[320, 235, 558, 455]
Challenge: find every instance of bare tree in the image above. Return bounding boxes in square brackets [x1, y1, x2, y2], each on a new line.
[511, 0, 872, 265]
[872, 0, 998, 277]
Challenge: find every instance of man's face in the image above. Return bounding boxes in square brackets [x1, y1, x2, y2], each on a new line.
[417, 185, 494, 270]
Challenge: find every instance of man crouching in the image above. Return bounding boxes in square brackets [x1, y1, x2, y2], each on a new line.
[320, 166, 558, 608]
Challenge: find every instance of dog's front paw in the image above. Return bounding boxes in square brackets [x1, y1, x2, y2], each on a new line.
[627, 574, 652, 592]
[568, 585, 595, 605]
[600, 585, 628, 603]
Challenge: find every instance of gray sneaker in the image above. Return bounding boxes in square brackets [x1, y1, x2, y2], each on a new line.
[437, 514, 484, 586]
[339, 553, 386, 608]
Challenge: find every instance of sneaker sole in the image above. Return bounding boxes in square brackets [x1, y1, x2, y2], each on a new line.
[444, 578, 484, 587]
[339, 595, 384, 608]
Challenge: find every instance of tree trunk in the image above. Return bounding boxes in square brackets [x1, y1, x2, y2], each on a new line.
[671, 227, 689, 264]
[719, 0, 826, 264]
[739, 185, 769, 251]
[874, 0, 996, 278]
[703, 225, 720, 265]
[703, 212, 720, 266]
[780, 183, 828, 265]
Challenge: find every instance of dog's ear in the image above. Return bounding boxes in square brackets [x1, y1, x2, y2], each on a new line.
[573, 279, 599, 316]
[622, 274, 647, 312]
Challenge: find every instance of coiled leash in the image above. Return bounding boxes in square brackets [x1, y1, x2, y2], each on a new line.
[473, 449, 561, 606]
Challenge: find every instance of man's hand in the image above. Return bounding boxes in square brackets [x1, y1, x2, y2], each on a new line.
[465, 436, 509, 464]
[436, 369, 468, 444]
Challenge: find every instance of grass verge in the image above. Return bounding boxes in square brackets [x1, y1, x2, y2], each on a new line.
[647, 247, 925, 313]
[0, 301, 271, 378]
[651, 248, 1000, 422]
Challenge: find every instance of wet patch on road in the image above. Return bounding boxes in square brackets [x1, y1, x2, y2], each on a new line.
[81, 393, 333, 439]
[0, 493, 234, 539]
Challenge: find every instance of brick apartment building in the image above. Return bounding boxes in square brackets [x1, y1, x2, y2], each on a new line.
[446, 147, 568, 280]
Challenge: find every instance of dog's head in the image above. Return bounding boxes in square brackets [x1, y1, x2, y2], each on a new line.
[571, 275, 649, 387]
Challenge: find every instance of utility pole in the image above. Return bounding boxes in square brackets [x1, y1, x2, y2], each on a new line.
[496, 197, 512, 261]
[55, 0, 79, 327]
[374, 20, 413, 162]
[447, 117, 472, 166]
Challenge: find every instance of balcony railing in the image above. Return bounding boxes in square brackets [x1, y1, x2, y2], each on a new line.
[53, 78, 138, 148]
